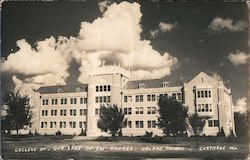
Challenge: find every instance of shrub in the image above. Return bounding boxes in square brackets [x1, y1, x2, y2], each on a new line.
[28, 129, 33, 136]
[56, 130, 62, 136]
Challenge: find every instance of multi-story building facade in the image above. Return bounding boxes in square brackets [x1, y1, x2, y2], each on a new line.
[29, 65, 235, 137]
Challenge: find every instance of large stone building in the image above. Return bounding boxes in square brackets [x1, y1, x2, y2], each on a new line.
[28, 65, 235, 137]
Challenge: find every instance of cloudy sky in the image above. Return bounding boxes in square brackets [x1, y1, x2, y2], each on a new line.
[1, 1, 249, 109]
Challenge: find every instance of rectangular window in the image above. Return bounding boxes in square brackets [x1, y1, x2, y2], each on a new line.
[84, 98, 87, 104]
[96, 86, 99, 92]
[41, 122, 44, 128]
[60, 109, 66, 116]
[70, 109, 77, 116]
[42, 110, 48, 116]
[135, 107, 143, 114]
[128, 108, 132, 114]
[127, 96, 132, 102]
[208, 120, 213, 127]
[205, 91, 208, 98]
[209, 104, 212, 112]
[107, 96, 111, 103]
[55, 99, 58, 105]
[140, 95, 143, 102]
[100, 97, 103, 103]
[79, 122, 83, 128]
[177, 93, 182, 101]
[108, 85, 111, 91]
[152, 107, 156, 114]
[127, 121, 132, 128]
[124, 108, 128, 114]
[84, 109, 87, 116]
[124, 96, 128, 102]
[103, 96, 107, 103]
[197, 91, 200, 98]
[61, 98, 64, 105]
[95, 97, 98, 103]
[214, 120, 219, 127]
[198, 104, 201, 112]
[59, 122, 66, 128]
[80, 98, 84, 104]
[69, 121, 76, 128]
[205, 104, 209, 112]
[147, 95, 151, 102]
[70, 98, 73, 104]
[147, 121, 156, 128]
[104, 85, 107, 91]
[139, 107, 143, 114]
[201, 91, 204, 98]
[135, 95, 139, 102]
[100, 86, 103, 92]
[208, 91, 211, 97]
[80, 109, 83, 116]
[152, 95, 156, 101]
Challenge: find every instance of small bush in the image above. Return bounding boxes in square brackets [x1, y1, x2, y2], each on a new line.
[55, 130, 62, 136]
[144, 131, 153, 137]
[28, 130, 33, 136]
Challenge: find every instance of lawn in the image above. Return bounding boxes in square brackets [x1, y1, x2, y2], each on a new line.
[1, 136, 249, 159]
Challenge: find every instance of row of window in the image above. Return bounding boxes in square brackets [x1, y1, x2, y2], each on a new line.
[197, 104, 212, 112]
[123, 107, 157, 115]
[197, 90, 211, 98]
[124, 93, 182, 103]
[42, 98, 87, 105]
[95, 96, 111, 103]
[208, 120, 219, 127]
[41, 109, 87, 116]
[41, 121, 86, 129]
[96, 85, 111, 92]
[124, 120, 157, 128]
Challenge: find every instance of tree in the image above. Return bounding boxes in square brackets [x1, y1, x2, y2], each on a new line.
[157, 96, 188, 141]
[188, 113, 206, 148]
[188, 113, 206, 136]
[234, 112, 249, 137]
[97, 104, 127, 137]
[3, 92, 32, 138]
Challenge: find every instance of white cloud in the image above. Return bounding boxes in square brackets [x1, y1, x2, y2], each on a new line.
[1, 1, 178, 91]
[208, 17, 247, 32]
[234, 97, 248, 114]
[227, 51, 250, 66]
[150, 21, 176, 38]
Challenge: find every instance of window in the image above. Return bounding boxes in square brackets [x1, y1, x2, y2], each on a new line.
[80, 98, 84, 104]
[205, 91, 208, 98]
[70, 109, 77, 116]
[140, 95, 143, 102]
[42, 110, 48, 116]
[60, 122, 66, 128]
[96, 86, 99, 92]
[100, 86, 103, 92]
[60, 98, 67, 105]
[208, 120, 219, 127]
[95, 97, 98, 103]
[50, 122, 57, 128]
[51, 110, 57, 116]
[162, 82, 169, 87]
[107, 96, 111, 103]
[70, 98, 77, 104]
[41, 122, 47, 128]
[42, 99, 49, 105]
[136, 95, 139, 102]
[103, 96, 107, 103]
[135, 121, 144, 128]
[107, 85, 111, 91]
[95, 108, 99, 115]
[197, 104, 212, 112]
[104, 85, 107, 91]
[147, 120, 156, 128]
[135, 107, 143, 114]
[214, 120, 219, 127]
[208, 91, 211, 97]
[79, 121, 86, 128]
[124, 96, 128, 102]
[80, 109, 87, 116]
[125, 121, 132, 128]
[147, 107, 156, 114]
[60, 109, 66, 116]
[69, 121, 76, 128]
[51, 99, 58, 105]
[84, 98, 87, 104]
[124, 107, 132, 115]
[139, 84, 146, 89]
[147, 95, 151, 102]
[201, 91, 204, 98]
[197, 91, 200, 98]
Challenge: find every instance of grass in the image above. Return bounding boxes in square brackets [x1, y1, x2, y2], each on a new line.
[2, 135, 249, 159]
